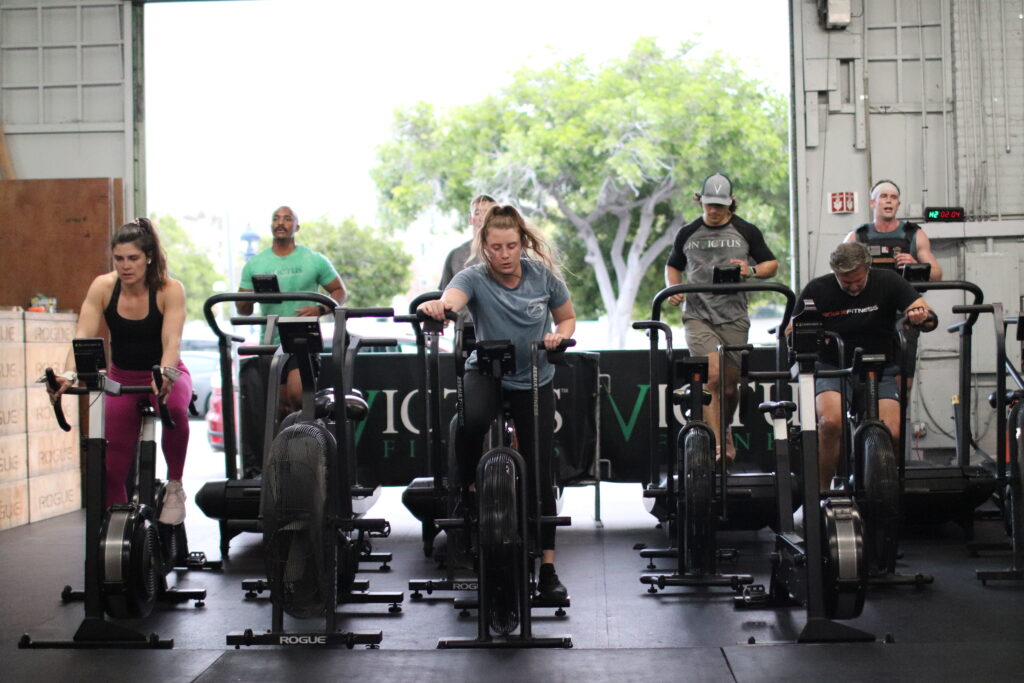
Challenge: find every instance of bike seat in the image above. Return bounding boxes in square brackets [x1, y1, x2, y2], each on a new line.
[345, 394, 369, 422]
[988, 389, 1024, 408]
[758, 400, 796, 416]
[672, 386, 712, 406]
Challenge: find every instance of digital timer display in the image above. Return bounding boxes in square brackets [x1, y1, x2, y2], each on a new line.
[924, 206, 965, 222]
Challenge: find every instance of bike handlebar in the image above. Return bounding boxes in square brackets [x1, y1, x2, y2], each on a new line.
[202, 291, 337, 340]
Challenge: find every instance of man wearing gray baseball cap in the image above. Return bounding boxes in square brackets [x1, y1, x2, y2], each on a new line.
[664, 173, 779, 463]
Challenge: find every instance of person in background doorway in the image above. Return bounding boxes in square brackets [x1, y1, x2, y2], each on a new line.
[844, 179, 942, 281]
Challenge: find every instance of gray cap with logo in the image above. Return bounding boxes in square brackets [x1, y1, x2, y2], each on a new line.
[699, 173, 733, 205]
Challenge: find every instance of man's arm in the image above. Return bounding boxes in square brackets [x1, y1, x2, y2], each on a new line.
[236, 288, 254, 316]
[902, 295, 934, 328]
[913, 230, 943, 281]
[439, 250, 456, 290]
[665, 264, 684, 306]
[753, 259, 780, 278]
[236, 260, 255, 315]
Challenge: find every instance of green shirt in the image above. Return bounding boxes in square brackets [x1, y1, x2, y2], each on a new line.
[239, 244, 339, 327]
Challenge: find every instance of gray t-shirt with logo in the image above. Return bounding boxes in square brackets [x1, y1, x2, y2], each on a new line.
[665, 215, 776, 325]
[448, 259, 570, 389]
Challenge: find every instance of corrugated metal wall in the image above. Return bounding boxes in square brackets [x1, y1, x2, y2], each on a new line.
[0, 0, 135, 212]
[792, 0, 1024, 460]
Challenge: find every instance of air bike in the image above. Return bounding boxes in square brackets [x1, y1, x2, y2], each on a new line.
[434, 316, 573, 649]
[195, 290, 394, 580]
[965, 300, 1024, 583]
[20, 338, 209, 649]
[203, 296, 402, 648]
[895, 276, 999, 537]
[397, 295, 482, 601]
[633, 270, 795, 594]
[734, 301, 872, 642]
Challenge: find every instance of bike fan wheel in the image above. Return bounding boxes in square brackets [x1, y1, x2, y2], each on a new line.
[479, 448, 522, 636]
[101, 508, 160, 619]
[679, 427, 715, 574]
[861, 427, 900, 575]
[821, 498, 867, 620]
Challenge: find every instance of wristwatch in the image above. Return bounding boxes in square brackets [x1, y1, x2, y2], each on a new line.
[748, 265, 758, 279]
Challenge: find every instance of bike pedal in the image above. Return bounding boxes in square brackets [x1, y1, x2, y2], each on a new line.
[738, 583, 766, 605]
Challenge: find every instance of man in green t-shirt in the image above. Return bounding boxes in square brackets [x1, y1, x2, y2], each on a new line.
[238, 206, 346, 414]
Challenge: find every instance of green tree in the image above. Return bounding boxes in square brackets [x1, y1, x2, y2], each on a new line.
[254, 216, 414, 308]
[153, 214, 219, 321]
[373, 39, 789, 346]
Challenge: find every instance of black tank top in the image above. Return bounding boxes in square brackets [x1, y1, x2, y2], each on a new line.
[103, 279, 164, 370]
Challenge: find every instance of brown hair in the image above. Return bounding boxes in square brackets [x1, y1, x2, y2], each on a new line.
[472, 205, 562, 279]
[111, 217, 167, 291]
[692, 192, 738, 213]
[469, 194, 497, 212]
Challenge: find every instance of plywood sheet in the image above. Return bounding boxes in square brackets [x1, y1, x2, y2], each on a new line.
[0, 178, 122, 310]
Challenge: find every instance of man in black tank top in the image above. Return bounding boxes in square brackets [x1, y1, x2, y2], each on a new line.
[842, 179, 942, 281]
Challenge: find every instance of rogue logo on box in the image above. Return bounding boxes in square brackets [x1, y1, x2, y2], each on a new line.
[0, 498, 25, 521]
[37, 488, 76, 509]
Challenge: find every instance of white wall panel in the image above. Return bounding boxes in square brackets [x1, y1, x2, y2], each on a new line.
[0, 0, 133, 214]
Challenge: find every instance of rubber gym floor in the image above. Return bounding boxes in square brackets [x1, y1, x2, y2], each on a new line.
[4, 427, 1024, 682]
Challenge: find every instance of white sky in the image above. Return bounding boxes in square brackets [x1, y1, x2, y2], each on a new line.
[144, 0, 790, 239]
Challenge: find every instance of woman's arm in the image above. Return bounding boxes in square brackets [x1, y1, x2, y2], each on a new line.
[545, 299, 576, 350]
[418, 287, 469, 321]
[157, 279, 187, 398]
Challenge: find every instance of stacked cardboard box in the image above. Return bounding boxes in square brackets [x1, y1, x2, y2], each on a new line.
[0, 310, 28, 529]
[24, 312, 80, 523]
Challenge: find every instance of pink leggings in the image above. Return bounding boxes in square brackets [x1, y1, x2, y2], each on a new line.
[104, 362, 191, 507]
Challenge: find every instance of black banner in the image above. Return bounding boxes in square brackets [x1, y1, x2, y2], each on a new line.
[238, 348, 785, 487]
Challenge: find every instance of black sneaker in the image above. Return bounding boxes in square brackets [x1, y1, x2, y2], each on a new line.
[537, 563, 568, 601]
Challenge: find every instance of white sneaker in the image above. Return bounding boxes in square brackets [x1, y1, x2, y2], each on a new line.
[159, 480, 187, 525]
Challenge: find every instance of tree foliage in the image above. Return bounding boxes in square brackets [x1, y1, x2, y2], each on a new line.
[255, 216, 414, 308]
[154, 214, 220, 321]
[372, 39, 789, 345]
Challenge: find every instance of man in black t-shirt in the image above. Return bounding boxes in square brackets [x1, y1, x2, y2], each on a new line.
[795, 242, 934, 490]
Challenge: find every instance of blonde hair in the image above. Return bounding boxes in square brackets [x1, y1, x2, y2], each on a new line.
[472, 204, 563, 279]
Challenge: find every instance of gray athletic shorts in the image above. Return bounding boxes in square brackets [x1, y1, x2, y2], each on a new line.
[682, 315, 750, 369]
[814, 361, 901, 402]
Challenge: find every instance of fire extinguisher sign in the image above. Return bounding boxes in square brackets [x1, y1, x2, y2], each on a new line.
[828, 191, 856, 214]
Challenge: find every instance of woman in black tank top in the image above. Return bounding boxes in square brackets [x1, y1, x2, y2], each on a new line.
[47, 218, 193, 523]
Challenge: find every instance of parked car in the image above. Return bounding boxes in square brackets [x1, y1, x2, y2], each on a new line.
[206, 377, 226, 450]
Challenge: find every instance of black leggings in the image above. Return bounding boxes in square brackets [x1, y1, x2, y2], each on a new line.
[454, 370, 557, 550]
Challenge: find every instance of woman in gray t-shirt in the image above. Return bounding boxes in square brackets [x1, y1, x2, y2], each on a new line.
[418, 204, 576, 602]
